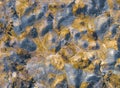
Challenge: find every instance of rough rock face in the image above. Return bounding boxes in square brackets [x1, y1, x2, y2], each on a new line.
[0, 0, 120, 88]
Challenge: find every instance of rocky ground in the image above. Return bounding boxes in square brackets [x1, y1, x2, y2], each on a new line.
[0, 0, 120, 88]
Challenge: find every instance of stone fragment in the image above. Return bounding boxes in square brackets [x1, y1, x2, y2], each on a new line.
[20, 38, 37, 52]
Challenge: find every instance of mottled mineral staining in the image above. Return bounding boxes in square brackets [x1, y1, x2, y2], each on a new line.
[0, 0, 120, 88]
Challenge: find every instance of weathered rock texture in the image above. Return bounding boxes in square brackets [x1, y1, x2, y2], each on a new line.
[0, 0, 120, 88]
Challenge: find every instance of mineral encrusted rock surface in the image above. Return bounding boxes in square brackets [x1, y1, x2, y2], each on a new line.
[0, 0, 120, 88]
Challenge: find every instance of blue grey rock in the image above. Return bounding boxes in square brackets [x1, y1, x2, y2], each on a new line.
[18, 15, 36, 30]
[33, 66, 46, 82]
[52, 37, 56, 43]
[26, 58, 47, 82]
[95, 16, 111, 40]
[57, 15, 75, 29]
[24, 7, 33, 15]
[23, 2, 37, 16]
[92, 31, 98, 40]
[65, 64, 83, 88]
[94, 62, 101, 75]
[56, 6, 75, 29]
[61, 16, 75, 26]
[101, 49, 119, 72]
[7, 0, 16, 7]
[3, 57, 16, 72]
[65, 32, 70, 41]
[61, 4, 66, 8]
[82, 40, 88, 49]
[4, 39, 16, 47]
[41, 23, 53, 36]
[27, 15, 36, 26]
[0, 30, 3, 38]
[4, 39, 11, 47]
[20, 38, 37, 52]
[94, 0, 107, 10]
[37, 12, 44, 20]
[67, 0, 75, 8]
[20, 80, 34, 88]
[29, 28, 38, 38]
[55, 39, 67, 52]
[12, 12, 19, 21]
[55, 42, 61, 52]
[9, 53, 21, 63]
[74, 32, 81, 40]
[13, 25, 24, 35]
[9, 53, 29, 65]
[86, 75, 101, 87]
[55, 80, 68, 88]
[47, 13, 54, 23]
[110, 24, 119, 38]
[83, 0, 109, 16]
[76, 5, 88, 15]
[105, 49, 118, 65]
[41, 4, 48, 13]
[117, 37, 120, 51]
[57, 17, 66, 29]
